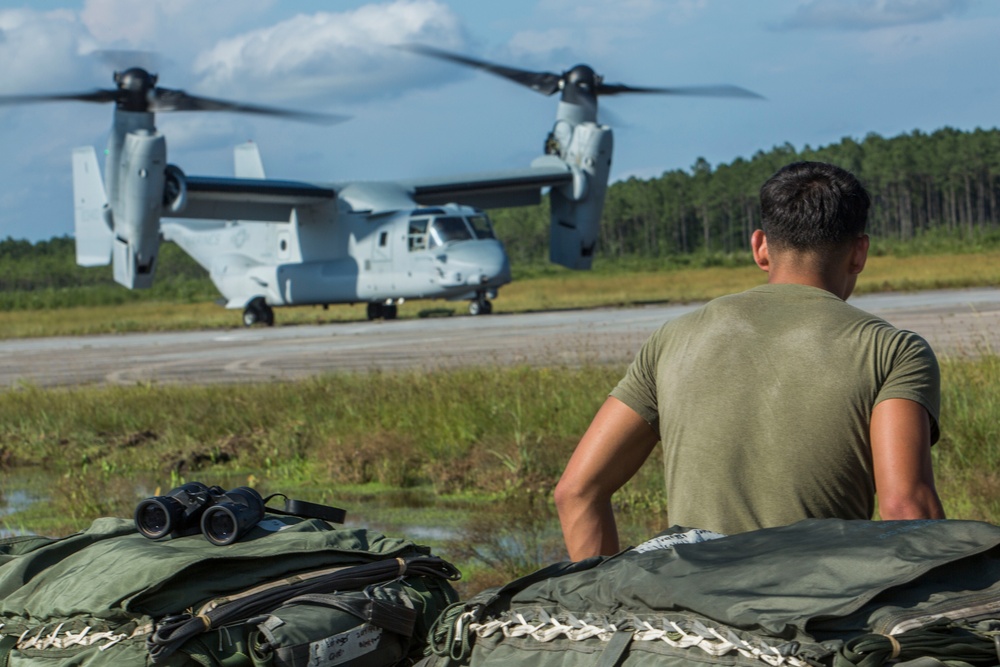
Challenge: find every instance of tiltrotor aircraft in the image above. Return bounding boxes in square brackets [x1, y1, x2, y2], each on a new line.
[1, 46, 759, 325]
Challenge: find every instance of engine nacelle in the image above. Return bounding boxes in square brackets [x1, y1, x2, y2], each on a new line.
[110, 129, 166, 289]
[547, 123, 613, 270]
[163, 164, 188, 214]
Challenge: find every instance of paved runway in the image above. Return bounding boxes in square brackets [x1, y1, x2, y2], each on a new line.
[1, 287, 998, 389]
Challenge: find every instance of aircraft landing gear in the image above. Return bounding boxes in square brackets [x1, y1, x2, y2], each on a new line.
[243, 297, 274, 327]
[367, 302, 398, 320]
[468, 297, 492, 316]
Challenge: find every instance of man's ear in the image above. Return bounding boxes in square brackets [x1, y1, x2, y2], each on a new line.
[849, 234, 870, 275]
[751, 229, 770, 272]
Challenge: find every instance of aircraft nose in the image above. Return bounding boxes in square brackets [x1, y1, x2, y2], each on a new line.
[436, 240, 511, 286]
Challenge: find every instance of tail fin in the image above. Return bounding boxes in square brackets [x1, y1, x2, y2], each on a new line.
[72, 146, 112, 266]
[234, 142, 266, 179]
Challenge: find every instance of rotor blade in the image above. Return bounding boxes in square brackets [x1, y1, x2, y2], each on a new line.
[399, 44, 563, 96]
[0, 89, 119, 106]
[150, 88, 351, 125]
[597, 83, 764, 99]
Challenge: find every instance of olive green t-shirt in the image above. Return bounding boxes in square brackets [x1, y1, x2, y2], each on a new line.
[611, 284, 940, 535]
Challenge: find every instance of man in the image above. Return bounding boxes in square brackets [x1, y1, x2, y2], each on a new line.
[555, 161, 945, 561]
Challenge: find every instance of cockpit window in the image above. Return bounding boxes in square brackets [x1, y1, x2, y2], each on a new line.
[408, 218, 429, 251]
[467, 214, 496, 240]
[428, 216, 473, 249]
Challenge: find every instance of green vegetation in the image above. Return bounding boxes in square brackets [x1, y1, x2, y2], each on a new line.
[0, 237, 217, 311]
[1, 359, 997, 595]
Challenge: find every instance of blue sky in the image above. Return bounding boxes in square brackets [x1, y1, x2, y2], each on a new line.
[1, 0, 998, 242]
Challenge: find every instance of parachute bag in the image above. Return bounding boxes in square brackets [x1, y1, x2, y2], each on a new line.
[420, 519, 1000, 667]
[0, 508, 461, 667]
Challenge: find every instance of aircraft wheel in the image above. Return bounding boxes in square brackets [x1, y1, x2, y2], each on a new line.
[261, 304, 275, 326]
[468, 299, 485, 316]
[366, 302, 383, 320]
[482, 299, 493, 315]
[383, 304, 398, 320]
[243, 297, 273, 327]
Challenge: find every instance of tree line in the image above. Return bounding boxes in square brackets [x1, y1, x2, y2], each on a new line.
[494, 126, 1000, 264]
[3, 125, 1000, 302]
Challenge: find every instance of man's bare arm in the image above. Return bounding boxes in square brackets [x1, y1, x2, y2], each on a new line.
[554, 396, 660, 560]
[870, 398, 945, 520]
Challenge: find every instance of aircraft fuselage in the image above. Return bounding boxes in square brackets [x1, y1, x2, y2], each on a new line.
[162, 203, 511, 318]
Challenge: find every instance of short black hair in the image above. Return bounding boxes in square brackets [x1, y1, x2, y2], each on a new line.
[760, 161, 870, 251]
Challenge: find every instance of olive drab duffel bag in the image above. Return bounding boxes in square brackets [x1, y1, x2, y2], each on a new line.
[420, 519, 1000, 667]
[0, 505, 460, 666]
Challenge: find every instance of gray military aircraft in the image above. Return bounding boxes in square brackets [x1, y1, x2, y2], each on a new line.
[3, 46, 759, 325]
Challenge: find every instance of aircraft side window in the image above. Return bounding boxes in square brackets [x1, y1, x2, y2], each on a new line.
[428, 216, 473, 249]
[408, 218, 429, 251]
[468, 214, 496, 240]
[379, 231, 388, 247]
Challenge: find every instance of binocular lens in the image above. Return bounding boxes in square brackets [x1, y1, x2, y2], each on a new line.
[133, 482, 218, 540]
[202, 507, 239, 546]
[200, 487, 265, 546]
[136, 483, 316, 546]
[134, 499, 174, 539]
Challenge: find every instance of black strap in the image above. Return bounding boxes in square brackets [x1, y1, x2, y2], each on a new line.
[263, 494, 347, 524]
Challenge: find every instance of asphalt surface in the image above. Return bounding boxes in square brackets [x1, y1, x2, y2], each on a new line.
[2, 287, 999, 389]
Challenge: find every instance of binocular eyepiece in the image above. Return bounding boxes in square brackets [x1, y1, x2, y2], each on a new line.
[135, 482, 347, 545]
[134, 482, 265, 545]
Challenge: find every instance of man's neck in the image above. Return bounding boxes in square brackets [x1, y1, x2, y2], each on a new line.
[766, 265, 854, 301]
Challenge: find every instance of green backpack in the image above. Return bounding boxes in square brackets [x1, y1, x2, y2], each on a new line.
[0, 514, 460, 666]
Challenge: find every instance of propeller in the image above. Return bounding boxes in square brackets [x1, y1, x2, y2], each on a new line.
[399, 44, 763, 111]
[0, 65, 350, 125]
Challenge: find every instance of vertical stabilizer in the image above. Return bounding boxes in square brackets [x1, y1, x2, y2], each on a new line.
[72, 146, 112, 266]
[234, 142, 266, 179]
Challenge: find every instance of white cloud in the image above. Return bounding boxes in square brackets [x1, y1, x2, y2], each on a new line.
[80, 0, 277, 54]
[780, 0, 970, 31]
[0, 9, 98, 93]
[191, 0, 466, 104]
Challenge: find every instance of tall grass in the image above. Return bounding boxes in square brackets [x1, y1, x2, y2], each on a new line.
[935, 355, 1000, 522]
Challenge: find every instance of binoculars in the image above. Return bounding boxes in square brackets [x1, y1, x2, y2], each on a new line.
[134, 482, 267, 546]
[134, 482, 348, 546]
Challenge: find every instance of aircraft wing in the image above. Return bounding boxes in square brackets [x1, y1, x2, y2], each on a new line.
[404, 158, 574, 209]
[166, 176, 336, 222]
[165, 157, 573, 221]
